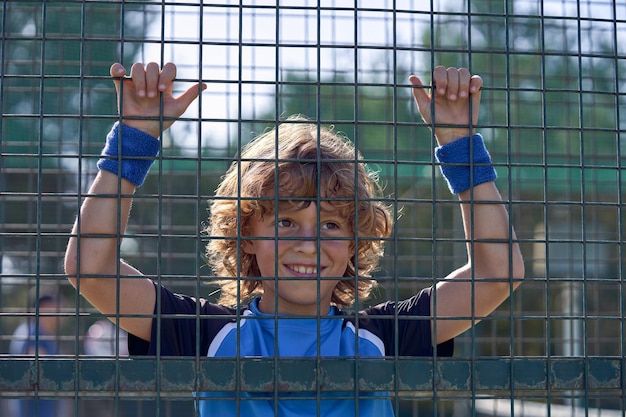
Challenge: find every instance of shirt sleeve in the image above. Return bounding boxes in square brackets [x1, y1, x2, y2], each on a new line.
[357, 287, 454, 357]
[128, 282, 236, 357]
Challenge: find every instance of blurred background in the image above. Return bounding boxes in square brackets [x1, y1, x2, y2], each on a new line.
[1, 0, 625, 415]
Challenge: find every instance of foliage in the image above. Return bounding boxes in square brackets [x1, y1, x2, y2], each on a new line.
[1, 0, 623, 379]
[1, 2, 149, 277]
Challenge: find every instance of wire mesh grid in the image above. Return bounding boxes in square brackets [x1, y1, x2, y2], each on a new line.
[0, 0, 625, 416]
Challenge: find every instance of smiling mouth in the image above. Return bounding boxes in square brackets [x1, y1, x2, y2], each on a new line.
[287, 265, 319, 275]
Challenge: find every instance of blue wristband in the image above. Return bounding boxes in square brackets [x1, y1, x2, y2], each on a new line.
[97, 122, 160, 187]
[434, 134, 497, 194]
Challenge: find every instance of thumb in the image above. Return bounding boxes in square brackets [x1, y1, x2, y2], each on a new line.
[469, 74, 483, 124]
[110, 63, 126, 89]
[408, 75, 432, 123]
[110, 63, 128, 113]
[174, 82, 207, 115]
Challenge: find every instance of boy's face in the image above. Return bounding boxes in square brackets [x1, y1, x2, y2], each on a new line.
[243, 201, 354, 316]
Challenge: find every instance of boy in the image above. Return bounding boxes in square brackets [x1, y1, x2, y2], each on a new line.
[65, 62, 524, 416]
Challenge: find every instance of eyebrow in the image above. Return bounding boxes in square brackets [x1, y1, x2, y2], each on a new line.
[276, 200, 343, 214]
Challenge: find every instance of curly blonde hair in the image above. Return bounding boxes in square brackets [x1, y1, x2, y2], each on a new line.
[206, 116, 392, 307]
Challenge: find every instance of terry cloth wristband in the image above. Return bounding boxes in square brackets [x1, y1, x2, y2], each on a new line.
[97, 122, 160, 187]
[435, 134, 497, 194]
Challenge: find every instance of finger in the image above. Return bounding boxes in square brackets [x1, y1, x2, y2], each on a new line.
[110, 63, 127, 79]
[469, 74, 483, 94]
[109, 63, 126, 91]
[432, 66, 448, 97]
[158, 62, 177, 92]
[144, 62, 161, 98]
[174, 82, 207, 115]
[130, 63, 147, 98]
[457, 68, 471, 99]
[409, 75, 432, 124]
[445, 67, 459, 100]
[109, 63, 128, 114]
[470, 75, 483, 119]
[408, 75, 429, 105]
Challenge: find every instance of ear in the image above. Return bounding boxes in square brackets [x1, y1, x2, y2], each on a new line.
[241, 240, 256, 255]
[349, 242, 356, 258]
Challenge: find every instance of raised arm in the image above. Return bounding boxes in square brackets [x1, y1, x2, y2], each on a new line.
[409, 66, 525, 345]
[64, 62, 205, 341]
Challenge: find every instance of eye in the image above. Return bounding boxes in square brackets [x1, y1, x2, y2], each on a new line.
[321, 221, 340, 231]
[276, 219, 294, 228]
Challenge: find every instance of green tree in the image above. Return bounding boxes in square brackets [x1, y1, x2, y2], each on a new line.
[0, 2, 153, 362]
[420, 6, 625, 412]
[1, 2, 149, 276]
[423, 0, 623, 199]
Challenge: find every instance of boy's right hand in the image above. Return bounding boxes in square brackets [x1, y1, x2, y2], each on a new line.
[110, 62, 206, 138]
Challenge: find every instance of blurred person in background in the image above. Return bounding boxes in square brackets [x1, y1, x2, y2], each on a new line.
[8, 286, 66, 417]
[79, 319, 129, 417]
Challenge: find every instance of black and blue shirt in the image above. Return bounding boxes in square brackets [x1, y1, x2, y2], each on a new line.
[129, 284, 453, 417]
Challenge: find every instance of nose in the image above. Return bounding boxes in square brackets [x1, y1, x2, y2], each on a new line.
[293, 226, 318, 254]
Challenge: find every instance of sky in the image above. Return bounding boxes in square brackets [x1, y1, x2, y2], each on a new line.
[2, 0, 624, 277]
[139, 1, 436, 147]
[134, 0, 624, 148]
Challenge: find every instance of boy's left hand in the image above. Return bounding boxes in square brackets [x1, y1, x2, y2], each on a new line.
[409, 66, 483, 145]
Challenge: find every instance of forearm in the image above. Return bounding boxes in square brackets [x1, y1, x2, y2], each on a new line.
[456, 181, 524, 284]
[65, 171, 136, 281]
[432, 181, 524, 344]
[432, 132, 522, 281]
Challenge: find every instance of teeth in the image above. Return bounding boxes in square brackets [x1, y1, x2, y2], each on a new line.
[291, 265, 317, 274]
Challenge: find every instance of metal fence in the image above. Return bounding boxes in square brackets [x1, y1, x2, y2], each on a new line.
[1, 1, 624, 416]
